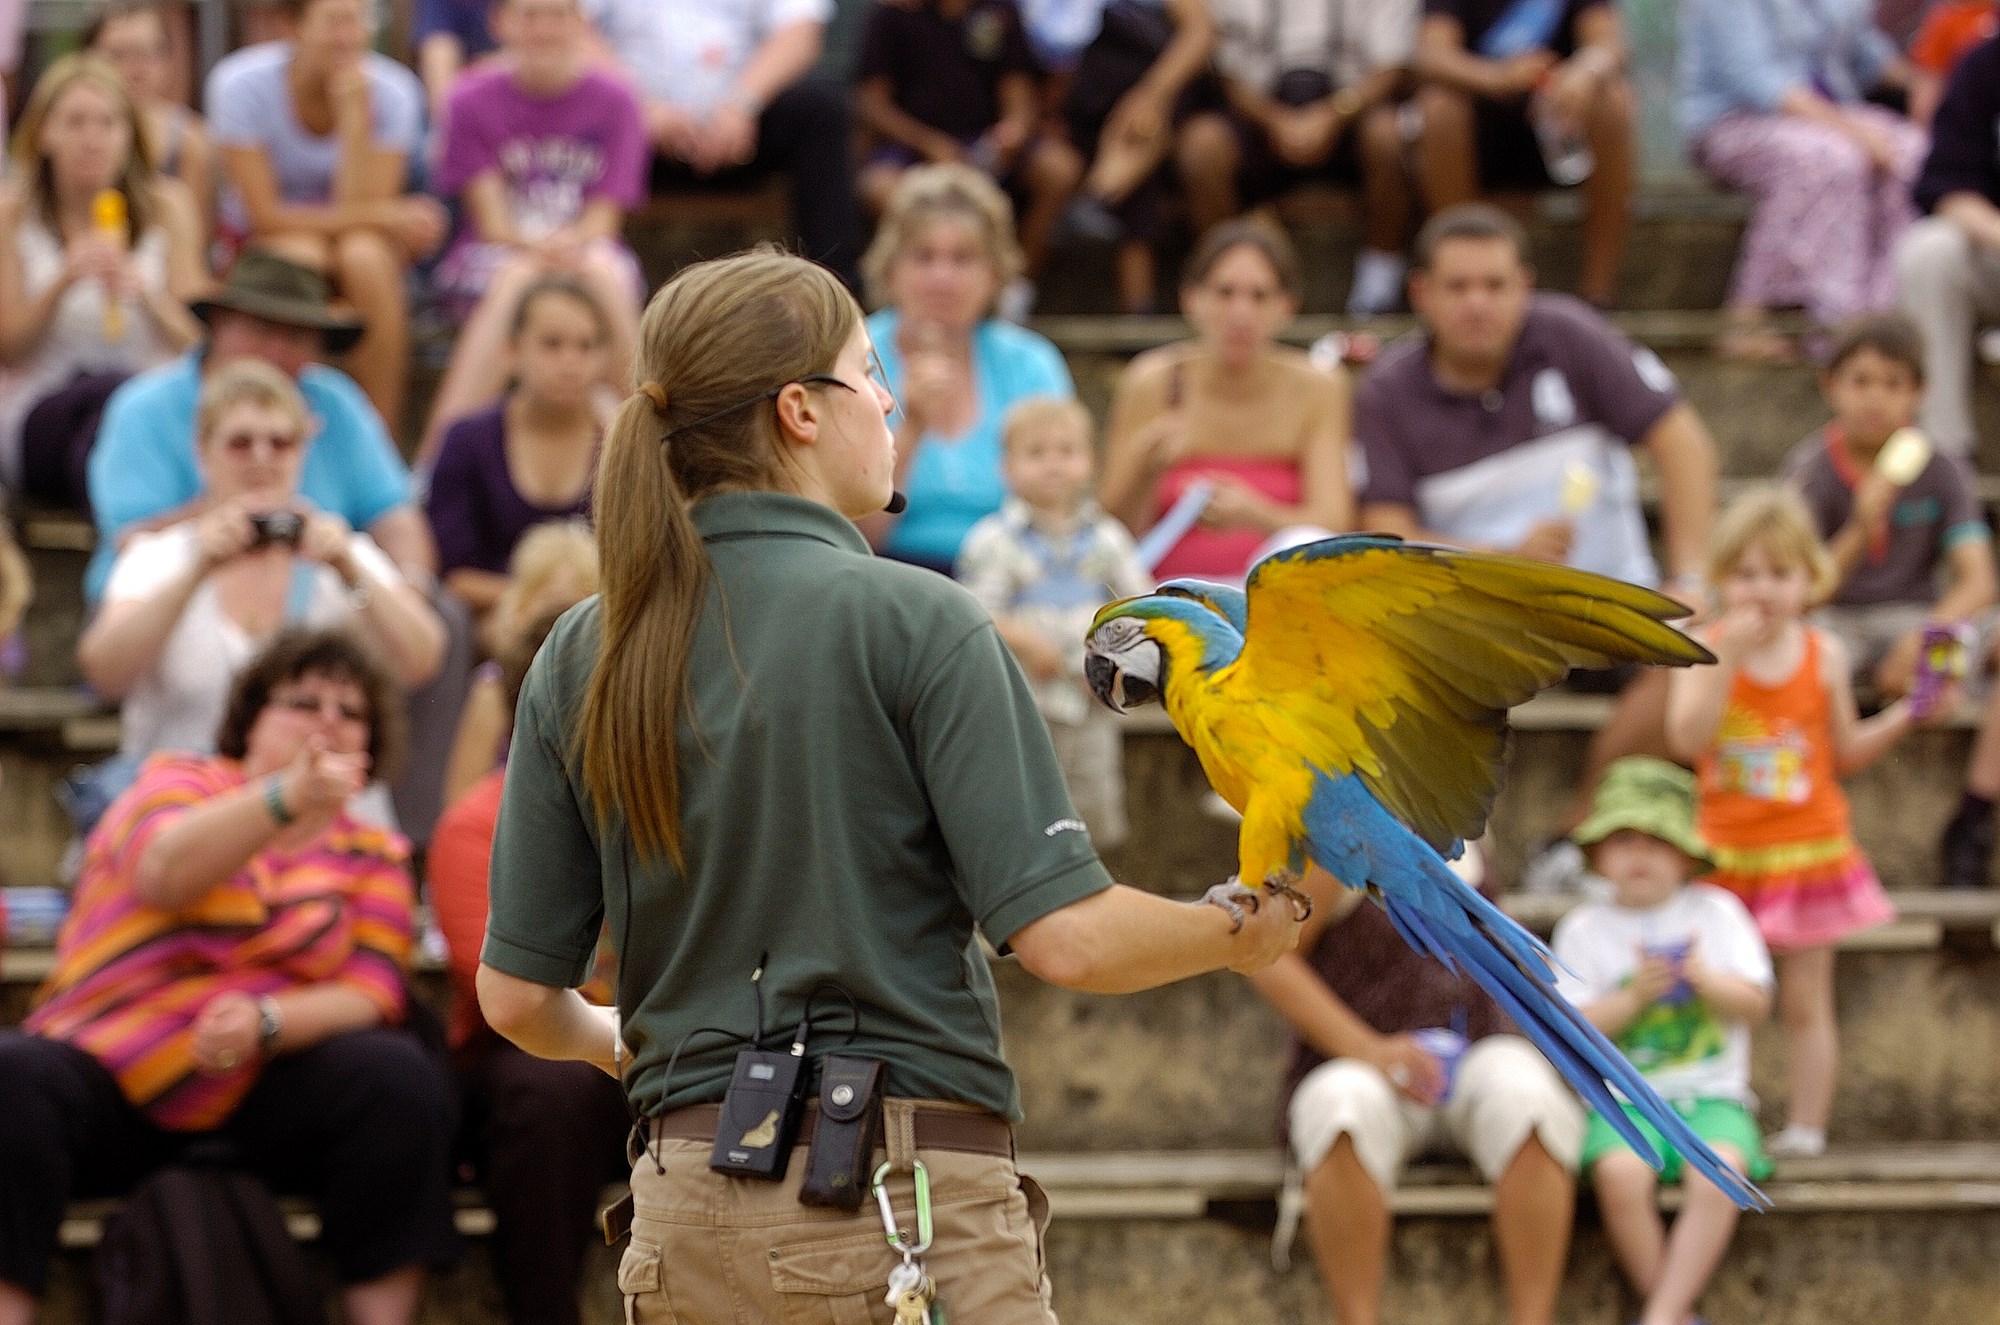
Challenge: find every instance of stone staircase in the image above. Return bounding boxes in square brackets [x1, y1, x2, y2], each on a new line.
[10, 188, 2000, 1322]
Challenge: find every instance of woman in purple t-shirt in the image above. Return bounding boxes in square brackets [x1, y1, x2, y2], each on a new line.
[418, 0, 645, 465]
[425, 276, 600, 618]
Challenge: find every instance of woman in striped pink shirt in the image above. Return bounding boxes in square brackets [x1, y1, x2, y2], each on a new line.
[0, 628, 458, 1325]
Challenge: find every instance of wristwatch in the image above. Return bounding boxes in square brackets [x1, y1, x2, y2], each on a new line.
[256, 995, 284, 1056]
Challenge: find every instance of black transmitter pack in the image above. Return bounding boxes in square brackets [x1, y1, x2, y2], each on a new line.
[709, 1044, 806, 1180]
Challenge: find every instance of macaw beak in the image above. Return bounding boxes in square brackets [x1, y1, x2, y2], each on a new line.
[1085, 651, 1124, 714]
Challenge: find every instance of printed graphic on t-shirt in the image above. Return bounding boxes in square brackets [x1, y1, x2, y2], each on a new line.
[1617, 981, 1728, 1075]
[499, 137, 608, 241]
[1713, 708, 1812, 804]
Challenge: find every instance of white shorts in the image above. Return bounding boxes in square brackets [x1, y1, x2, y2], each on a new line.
[1286, 1035, 1584, 1192]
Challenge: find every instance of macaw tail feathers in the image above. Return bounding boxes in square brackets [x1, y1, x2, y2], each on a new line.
[1376, 876, 1769, 1211]
[1305, 775, 1768, 1211]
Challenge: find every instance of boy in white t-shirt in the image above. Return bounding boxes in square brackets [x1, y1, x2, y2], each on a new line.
[1553, 756, 1774, 1325]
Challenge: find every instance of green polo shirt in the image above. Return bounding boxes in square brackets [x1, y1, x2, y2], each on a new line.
[483, 491, 1113, 1120]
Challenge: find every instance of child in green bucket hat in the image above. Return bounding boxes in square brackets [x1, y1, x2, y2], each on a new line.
[1552, 756, 1775, 1325]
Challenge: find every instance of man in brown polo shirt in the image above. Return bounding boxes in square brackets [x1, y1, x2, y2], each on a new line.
[1353, 203, 1719, 889]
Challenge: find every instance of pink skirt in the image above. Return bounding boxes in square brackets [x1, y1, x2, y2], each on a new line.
[1709, 836, 1897, 950]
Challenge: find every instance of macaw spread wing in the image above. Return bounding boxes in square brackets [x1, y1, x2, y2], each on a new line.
[1233, 536, 1713, 853]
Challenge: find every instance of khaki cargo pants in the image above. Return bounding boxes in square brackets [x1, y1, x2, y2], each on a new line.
[616, 1102, 1057, 1324]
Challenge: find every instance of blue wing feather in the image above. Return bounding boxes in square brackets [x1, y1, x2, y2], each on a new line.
[1302, 772, 1769, 1211]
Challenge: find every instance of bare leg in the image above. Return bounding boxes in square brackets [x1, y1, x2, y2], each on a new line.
[1491, 1134, 1574, 1325]
[418, 253, 543, 465]
[1114, 240, 1157, 313]
[1358, 103, 1414, 255]
[1415, 85, 1479, 213]
[1591, 1148, 1666, 1298]
[1776, 946, 1838, 1133]
[1578, 77, 1636, 306]
[342, 1265, 423, 1325]
[260, 230, 335, 273]
[1018, 137, 1085, 281]
[333, 228, 413, 437]
[0, 1280, 33, 1325]
[1962, 667, 2000, 798]
[1175, 112, 1242, 237]
[1305, 1135, 1388, 1325]
[1640, 1145, 1747, 1325]
[858, 162, 906, 219]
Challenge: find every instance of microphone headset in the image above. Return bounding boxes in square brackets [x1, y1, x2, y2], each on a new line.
[885, 491, 907, 515]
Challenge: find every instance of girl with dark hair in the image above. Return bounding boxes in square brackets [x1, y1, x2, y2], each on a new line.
[426, 276, 603, 618]
[476, 246, 1300, 1323]
[1099, 219, 1355, 580]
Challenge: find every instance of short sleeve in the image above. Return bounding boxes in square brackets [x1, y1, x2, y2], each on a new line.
[104, 527, 197, 604]
[1550, 907, 1618, 1006]
[432, 78, 498, 197]
[368, 58, 426, 153]
[1696, 888, 1773, 988]
[1362, 0, 1422, 70]
[1553, 304, 1681, 444]
[953, 518, 1018, 614]
[303, 371, 415, 530]
[483, 628, 609, 987]
[1936, 453, 1990, 545]
[907, 617, 1112, 947]
[1779, 435, 1847, 539]
[205, 52, 276, 149]
[591, 78, 649, 208]
[98, 755, 237, 887]
[1354, 376, 1417, 509]
[1012, 331, 1074, 400]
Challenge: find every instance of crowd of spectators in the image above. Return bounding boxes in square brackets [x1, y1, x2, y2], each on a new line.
[0, 0, 1995, 1322]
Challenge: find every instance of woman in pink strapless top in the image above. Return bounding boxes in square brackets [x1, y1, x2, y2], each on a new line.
[1099, 220, 1354, 581]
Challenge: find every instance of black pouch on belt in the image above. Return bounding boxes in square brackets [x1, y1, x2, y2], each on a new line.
[799, 1055, 885, 1210]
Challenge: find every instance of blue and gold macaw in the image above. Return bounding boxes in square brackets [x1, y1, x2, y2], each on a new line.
[1083, 534, 1766, 1210]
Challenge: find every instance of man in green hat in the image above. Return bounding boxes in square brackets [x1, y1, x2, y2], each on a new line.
[1552, 755, 1774, 1325]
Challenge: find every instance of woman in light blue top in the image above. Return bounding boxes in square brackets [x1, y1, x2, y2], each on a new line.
[1677, 0, 1924, 358]
[859, 164, 1074, 572]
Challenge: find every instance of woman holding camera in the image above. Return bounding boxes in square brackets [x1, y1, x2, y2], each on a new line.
[78, 357, 444, 764]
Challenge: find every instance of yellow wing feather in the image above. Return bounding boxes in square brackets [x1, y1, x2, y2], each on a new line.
[1226, 538, 1711, 852]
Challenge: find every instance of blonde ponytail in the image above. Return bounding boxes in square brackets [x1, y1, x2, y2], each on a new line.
[576, 249, 860, 865]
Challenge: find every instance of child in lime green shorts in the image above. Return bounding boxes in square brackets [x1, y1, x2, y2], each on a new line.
[1552, 757, 1776, 1325]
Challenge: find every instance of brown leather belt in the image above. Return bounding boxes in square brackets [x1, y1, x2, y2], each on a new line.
[651, 1100, 1014, 1159]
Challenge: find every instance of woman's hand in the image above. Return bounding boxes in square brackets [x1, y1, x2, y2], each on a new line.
[298, 511, 359, 583]
[1709, 603, 1770, 664]
[1488, 49, 1557, 99]
[1842, 111, 1903, 174]
[899, 345, 963, 434]
[1198, 476, 1277, 533]
[194, 501, 256, 572]
[1512, 518, 1574, 563]
[381, 195, 449, 259]
[192, 991, 262, 1073]
[1365, 1032, 1448, 1105]
[1106, 84, 1171, 151]
[63, 232, 131, 295]
[278, 735, 371, 826]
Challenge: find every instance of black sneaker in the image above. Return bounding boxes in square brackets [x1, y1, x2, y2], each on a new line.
[1939, 801, 1996, 890]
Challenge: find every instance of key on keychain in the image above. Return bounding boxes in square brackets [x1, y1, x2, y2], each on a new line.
[891, 1278, 934, 1325]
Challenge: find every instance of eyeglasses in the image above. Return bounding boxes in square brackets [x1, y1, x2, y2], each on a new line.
[659, 352, 896, 443]
[272, 691, 369, 724]
[221, 431, 303, 456]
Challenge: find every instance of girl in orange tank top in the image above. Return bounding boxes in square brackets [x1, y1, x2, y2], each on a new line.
[1668, 489, 1924, 1158]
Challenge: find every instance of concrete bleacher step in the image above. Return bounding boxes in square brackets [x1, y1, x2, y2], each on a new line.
[31, 1142, 2000, 1325]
